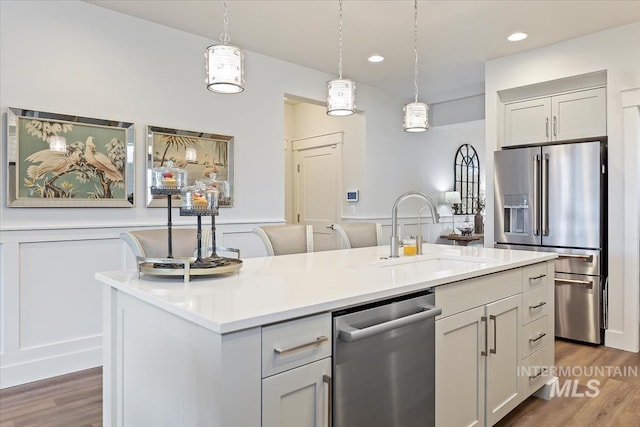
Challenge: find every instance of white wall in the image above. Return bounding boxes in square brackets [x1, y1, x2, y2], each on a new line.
[484, 22, 640, 352]
[0, 0, 485, 386]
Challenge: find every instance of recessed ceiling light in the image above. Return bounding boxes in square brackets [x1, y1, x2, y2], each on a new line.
[508, 32, 528, 42]
[368, 54, 385, 63]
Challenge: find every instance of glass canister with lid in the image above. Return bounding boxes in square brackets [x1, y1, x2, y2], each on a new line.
[180, 180, 218, 215]
[150, 160, 187, 193]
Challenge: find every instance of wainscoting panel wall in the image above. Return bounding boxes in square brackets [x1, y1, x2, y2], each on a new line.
[0, 222, 269, 388]
[0, 215, 460, 388]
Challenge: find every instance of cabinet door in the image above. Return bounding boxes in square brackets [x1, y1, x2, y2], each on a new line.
[552, 87, 606, 141]
[485, 294, 522, 426]
[436, 306, 485, 427]
[504, 97, 551, 147]
[262, 358, 331, 427]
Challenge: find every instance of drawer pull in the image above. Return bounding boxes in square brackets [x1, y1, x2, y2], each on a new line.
[274, 336, 328, 355]
[529, 368, 546, 379]
[554, 278, 593, 288]
[528, 274, 546, 281]
[529, 301, 547, 310]
[529, 332, 546, 343]
[481, 316, 488, 356]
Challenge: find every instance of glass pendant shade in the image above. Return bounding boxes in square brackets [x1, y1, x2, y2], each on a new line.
[48, 135, 67, 152]
[403, 102, 429, 132]
[327, 78, 356, 116]
[205, 44, 244, 94]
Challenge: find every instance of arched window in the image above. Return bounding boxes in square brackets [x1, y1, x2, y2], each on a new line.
[454, 144, 480, 215]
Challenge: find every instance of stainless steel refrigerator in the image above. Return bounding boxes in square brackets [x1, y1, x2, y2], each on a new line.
[494, 140, 607, 344]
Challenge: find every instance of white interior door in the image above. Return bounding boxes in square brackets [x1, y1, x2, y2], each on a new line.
[293, 133, 342, 251]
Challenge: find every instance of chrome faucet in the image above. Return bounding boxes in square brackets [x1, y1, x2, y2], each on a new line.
[390, 191, 440, 257]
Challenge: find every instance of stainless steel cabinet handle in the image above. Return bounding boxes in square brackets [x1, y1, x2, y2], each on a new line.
[489, 315, 497, 354]
[323, 374, 332, 427]
[274, 336, 328, 355]
[529, 368, 546, 379]
[528, 274, 546, 281]
[553, 116, 557, 137]
[545, 118, 549, 138]
[338, 305, 442, 342]
[529, 301, 547, 310]
[529, 332, 547, 343]
[481, 316, 488, 356]
[558, 254, 594, 263]
[554, 278, 593, 288]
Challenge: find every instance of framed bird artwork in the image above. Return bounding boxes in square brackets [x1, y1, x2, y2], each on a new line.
[6, 107, 134, 207]
[146, 125, 234, 208]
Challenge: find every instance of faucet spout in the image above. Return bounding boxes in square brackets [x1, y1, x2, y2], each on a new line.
[390, 191, 440, 258]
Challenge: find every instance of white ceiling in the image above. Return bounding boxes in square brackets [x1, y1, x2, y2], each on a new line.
[86, 0, 640, 103]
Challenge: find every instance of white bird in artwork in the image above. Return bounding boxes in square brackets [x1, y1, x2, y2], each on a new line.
[84, 136, 123, 181]
[26, 150, 81, 179]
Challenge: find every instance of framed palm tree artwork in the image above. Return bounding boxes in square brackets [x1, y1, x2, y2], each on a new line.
[6, 107, 135, 207]
[146, 125, 234, 207]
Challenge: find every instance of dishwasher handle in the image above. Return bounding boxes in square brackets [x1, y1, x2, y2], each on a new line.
[338, 304, 442, 342]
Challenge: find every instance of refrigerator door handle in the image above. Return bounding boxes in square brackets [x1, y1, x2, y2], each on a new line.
[542, 153, 550, 236]
[533, 154, 540, 236]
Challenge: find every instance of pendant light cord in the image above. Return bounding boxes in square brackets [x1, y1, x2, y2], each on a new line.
[338, 0, 344, 79]
[220, 0, 231, 44]
[413, 0, 419, 103]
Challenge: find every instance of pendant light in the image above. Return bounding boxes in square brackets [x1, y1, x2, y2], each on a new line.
[327, 0, 355, 116]
[205, 0, 244, 94]
[403, 0, 429, 132]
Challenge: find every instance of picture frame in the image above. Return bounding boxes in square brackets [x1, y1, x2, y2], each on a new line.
[6, 107, 135, 207]
[146, 125, 234, 207]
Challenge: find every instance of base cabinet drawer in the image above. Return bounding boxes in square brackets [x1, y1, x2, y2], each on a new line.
[262, 313, 331, 377]
[519, 345, 554, 396]
[522, 286, 549, 324]
[522, 315, 549, 358]
[262, 358, 332, 427]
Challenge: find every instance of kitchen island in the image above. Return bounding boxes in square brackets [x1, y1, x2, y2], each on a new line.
[97, 244, 557, 427]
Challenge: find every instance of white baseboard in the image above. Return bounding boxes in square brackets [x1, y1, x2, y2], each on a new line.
[0, 347, 102, 389]
[605, 329, 640, 353]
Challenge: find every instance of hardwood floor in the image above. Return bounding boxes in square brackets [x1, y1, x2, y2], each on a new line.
[497, 340, 640, 427]
[0, 340, 638, 426]
[0, 367, 102, 427]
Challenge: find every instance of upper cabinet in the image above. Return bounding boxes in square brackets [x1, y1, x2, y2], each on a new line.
[503, 87, 606, 147]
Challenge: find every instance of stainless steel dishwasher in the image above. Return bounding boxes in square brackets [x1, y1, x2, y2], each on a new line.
[333, 290, 441, 427]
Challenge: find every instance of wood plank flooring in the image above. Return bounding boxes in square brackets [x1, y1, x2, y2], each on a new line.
[497, 339, 640, 427]
[0, 367, 102, 427]
[0, 340, 638, 426]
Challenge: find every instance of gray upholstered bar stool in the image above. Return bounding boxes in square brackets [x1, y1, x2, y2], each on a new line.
[252, 224, 314, 256]
[333, 222, 383, 249]
[120, 228, 211, 259]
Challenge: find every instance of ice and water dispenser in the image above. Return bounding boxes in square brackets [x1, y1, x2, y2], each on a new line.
[502, 194, 529, 234]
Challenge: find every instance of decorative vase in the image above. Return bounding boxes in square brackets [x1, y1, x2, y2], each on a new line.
[474, 212, 484, 234]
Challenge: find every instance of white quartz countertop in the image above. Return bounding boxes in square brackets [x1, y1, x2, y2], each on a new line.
[96, 244, 556, 334]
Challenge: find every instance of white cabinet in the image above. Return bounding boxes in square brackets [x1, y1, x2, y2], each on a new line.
[520, 263, 554, 396]
[261, 313, 332, 427]
[435, 261, 554, 427]
[435, 295, 522, 427]
[436, 305, 485, 427]
[504, 87, 606, 147]
[262, 358, 331, 427]
[485, 294, 522, 426]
